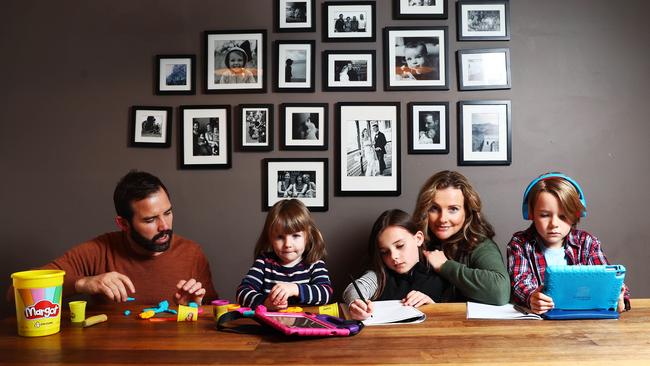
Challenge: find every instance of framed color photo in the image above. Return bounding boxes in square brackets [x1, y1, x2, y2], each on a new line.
[458, 48, 511, 90]
[274, 40, 315, 92]
[457, 0, 511, 41]
[322, 1, 376, 42]
[393, 0, 448, 20]
[458, 100, 511, 166]
[239, 104, 274, 151]
[179, 105, 231, 169]
[204, 30, 266, 93]
[384, 26, 449, 91]
[130, 106, 172, 147]
[280, 103, 328, 150]
[156, 55, 195, 95]
[263, 158, 328, 212]
[275, 0, 315, 32]
[408, 102, 449, 154]
[336, 102, 401, 196]
[323, 50, 375, 91]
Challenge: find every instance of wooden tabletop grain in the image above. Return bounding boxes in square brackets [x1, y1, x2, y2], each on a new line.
[2, 299, 650, 365]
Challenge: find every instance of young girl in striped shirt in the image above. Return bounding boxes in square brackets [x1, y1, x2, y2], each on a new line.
[236, 199, 333, 310]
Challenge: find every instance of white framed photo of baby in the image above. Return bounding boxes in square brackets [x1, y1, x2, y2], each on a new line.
[383, 26, 449, 91]
[263, 158, 328, 212]
[204, 30, 266, 93]
[407, 102, 449, 154]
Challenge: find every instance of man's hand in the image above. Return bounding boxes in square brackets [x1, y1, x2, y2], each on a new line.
[174, 278, 206, 305]
[529, 287, 554, 314]
[349, 299, 374, 320]
[74, 271, 135, 302]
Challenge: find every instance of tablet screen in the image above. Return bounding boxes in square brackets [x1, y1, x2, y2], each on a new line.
[267, 315, 329, 329]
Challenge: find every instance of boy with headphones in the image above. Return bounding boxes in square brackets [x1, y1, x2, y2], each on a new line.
[506, 173, 630, 314]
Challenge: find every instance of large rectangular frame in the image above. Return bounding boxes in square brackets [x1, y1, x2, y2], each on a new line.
[458, 100, 511, 166]
[263, 158, 329, 212]
[179, 105, 232, 169]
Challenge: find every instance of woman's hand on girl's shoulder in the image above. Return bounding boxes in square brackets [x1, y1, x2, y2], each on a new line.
[349, 299, 373, 320]
[423, 249, 447, 272]
[402, 290, 434, 307]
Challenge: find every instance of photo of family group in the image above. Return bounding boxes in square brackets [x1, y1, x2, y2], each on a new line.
[332, 12, 367, 33]
[323, 2, 376, 42]
[192, 118, 220, 156]
[263, 158, 328, 211]
[277, 171, 317, 198]
[345, 120, 392, 177]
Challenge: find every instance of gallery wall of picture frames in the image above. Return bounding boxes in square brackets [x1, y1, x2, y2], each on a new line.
[130, 0, 513, 211]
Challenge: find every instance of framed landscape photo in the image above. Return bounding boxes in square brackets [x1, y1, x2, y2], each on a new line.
[156, 55, 195, 95]
[280, 103, 328, 150]
[204, 30, 266, 93]
[322, 1, 376, 42]
[393, 0, 448, 20]
[457, 0, 511, 41]
[239, 104, 274, 151]
[407, 102, 449, 154]
[457, 48, 511, 90]
[263, 158, 328, 212]
[336, 102, 401, 196]
[130, 106, 172, 148]
[323, 50, 376, 91]
[384, 26, 449, 91]
[179, 105, 231, 169]
[274, 40, 315, 92]
[275, 0, 315, 32]
[458, 100, 511, 166]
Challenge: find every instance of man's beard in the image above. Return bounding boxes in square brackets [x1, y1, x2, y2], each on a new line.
[130, 228, 173, 253]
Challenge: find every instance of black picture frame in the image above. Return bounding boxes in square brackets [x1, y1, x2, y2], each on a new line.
[179, 105, 232, 169]
[204, 30, 267, 94]
[383, 26, 449, 91]
[263, 158, 329, 212]
[279, 103, 328, 150]
[322, 50, 376, 92]
[458, 100, 511, 166]
[457, 48, 511, 90]
[274, 40, 316, 92]
[322, 1, 376, 42]
[155, 55, 195, 95]
[238, 104, 274, 152]
[407, 102, 449, 154]
[130, 106, 172, 148]
[392, 0, 448, 20]
[336, 102, 401, 196]
[275, 0, 316, 33]
[457, 0, 511, 41]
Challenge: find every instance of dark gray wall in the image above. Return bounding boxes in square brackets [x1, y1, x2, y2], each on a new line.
[2, 0, 649, 312]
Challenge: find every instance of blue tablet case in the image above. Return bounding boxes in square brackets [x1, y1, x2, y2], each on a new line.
[543, 265, 625, 320]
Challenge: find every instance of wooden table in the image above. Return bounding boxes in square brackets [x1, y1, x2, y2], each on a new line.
[2, 300, 650, 365]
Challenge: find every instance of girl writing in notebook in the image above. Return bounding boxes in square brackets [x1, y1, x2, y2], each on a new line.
[343, 209, 448, 320]
[236, 199, 333, 310]
[507, 173, 630, 314]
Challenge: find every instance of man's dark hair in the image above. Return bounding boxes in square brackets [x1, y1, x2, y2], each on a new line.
[113, 170, 169, 221]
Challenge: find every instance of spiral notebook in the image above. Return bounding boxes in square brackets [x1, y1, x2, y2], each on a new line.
[362, 300, 426, 326]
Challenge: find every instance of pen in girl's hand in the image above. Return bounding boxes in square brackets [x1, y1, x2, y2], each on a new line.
[350, 275, 373, 317]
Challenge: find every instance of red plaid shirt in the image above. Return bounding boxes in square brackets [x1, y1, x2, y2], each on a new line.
[507, 225, 630, 306]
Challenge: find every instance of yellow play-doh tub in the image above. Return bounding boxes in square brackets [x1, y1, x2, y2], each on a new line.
[11, 270, 65, 337]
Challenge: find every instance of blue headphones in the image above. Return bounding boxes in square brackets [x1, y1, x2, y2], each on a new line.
[521, 173, 587, 220]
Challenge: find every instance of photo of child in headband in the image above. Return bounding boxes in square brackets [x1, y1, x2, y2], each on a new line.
[215, 40, 257, 84]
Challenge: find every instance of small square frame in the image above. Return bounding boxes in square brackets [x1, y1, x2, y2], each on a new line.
[156, 55, 195, 95]
[457, 0, 511, 41]
[239, 104, 274, 151]
[322, 50, 376, 91]
[130, 106, 172, 148]
[179, 105, 232, 169]
[458, 100, 511, 166]
[393, 0, 448, 20]
[275, 0, 316, 32]
[274, 40, 315, 92]
[457, 48, 511, 90]
[322, 1, 376, 42]
[407, 102, 449, 154]
[263, 158, 329, 212]
[280, 103, 328, 150]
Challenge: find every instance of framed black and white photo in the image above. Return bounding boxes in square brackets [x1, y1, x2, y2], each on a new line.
[457, 0, 510, 41]
[408, 102, 449, 154]
[275, 0, 315, 32]
[458, 48, 511, 90]
[274, 40, 315, 92]
[130, 106, 172, 147]
[179, 105, 231, 169]
[384, 26, 449, 91]
[204, 30, 266, 93]
[322, 50, 375, 91]
[458, 100, 511, 166]
[239, 104, 274, 151]
[280, 103, 328, 150]
[263, 158, 328, 212]
[336, 102, 401, 196]
[393, 0, 448, 20]
[322, 1, 376, 42]
[156, 55, 195, 95]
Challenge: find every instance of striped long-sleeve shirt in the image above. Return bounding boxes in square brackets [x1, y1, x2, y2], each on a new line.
[507, 225, 630, 306]
[236, 253, 333, 308]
